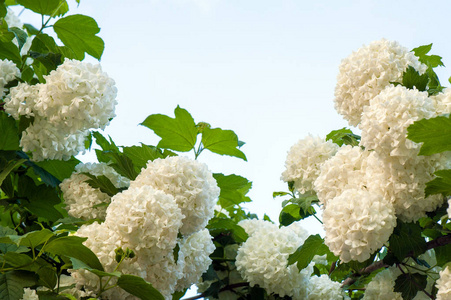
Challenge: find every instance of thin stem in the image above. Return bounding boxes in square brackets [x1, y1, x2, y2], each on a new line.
[312, 213, 323, 224]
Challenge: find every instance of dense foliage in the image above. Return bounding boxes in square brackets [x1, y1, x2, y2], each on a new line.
[1, 1, 451, 300]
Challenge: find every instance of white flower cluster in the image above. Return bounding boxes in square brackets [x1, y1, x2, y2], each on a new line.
[72, 156, 218, 299]
[236, 220, 311, 299]
[436, 266, 451, 300]
[0, 59, 20, 99]
[430, 88, 451, 115]
[281, 135, 339, 194]
[322, 189, 396, 262]
[307, 275, 345, 300]
[362, 268, 403, 300]
[21, 288, 39, 300]
[130, 156, 220, 235]
[4, 59, 117, 161]
[334, 39, 426, 126]
[60, 162, 130, 220]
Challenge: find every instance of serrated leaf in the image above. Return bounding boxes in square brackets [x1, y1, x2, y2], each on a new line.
[407, 114, 451, 155]
[0, 271, 37, 300]
[424, 169, 451, 197]
[122, 144, 176, 172]
[17, 0, 68, 16]
[141, 106, 197, 152]
[394, 273, 427, 300]
[83, 173, 119, 197]
[0, 113, 20, 150]
[23, 24, 39, 35]
[34, 157, 80, 182]
[273, 191, 290, 198]
[9, 229, 54, 248]
[201, 127, 247, 161]
[0, 40, 21, 64]
[389, 221, 427, 261]
[402, 66, 428, 91]
[8, 27, 27, 50]
[45, 236, 104, 271]
[279, 204, 302, 226]
[70, 258, 120, 278]
[53, 14, 104, 60]
[207, 217, 248, 243]
[412, 44, 432, 57]
[288, 234, 332, 270]
[117, 275, 164, 300]
[213, 173, 252, 210]
[434, 243, 451, 267]
[326, 127, 360, 146]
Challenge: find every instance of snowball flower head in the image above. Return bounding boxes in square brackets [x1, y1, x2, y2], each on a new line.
[281, 135, 339, 194]
[21, 288, 39, 300]
[4, 82, 39, 119]
[314, 146, 373, 206]
[104, 186, 183, 261]
[60, 162, 129, 220]
[323, 189, 396, 263]
[34, 58, 117, 132]
[0, 59, 20, 99]
[430, 88, 451, 116]
[175, 229, 215, 291]
[307, 275, 345, 300]
[130, 156, 220, 235]
[436, 266, 451, 300]
[236, 221, 311, 298]
[360, 85, 435, 162]
[334, 39, 426, 126]
[20, 118, 87, 161]
[362, 268, 402, 300]
[238, 218, 275, 237]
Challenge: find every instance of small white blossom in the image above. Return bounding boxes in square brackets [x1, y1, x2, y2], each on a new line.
[281, 135, 339, 194]
[307, 275, 345, 300]
[21, 288, 39, 300]
[436, 266, 451, 300]
[362, 268, 403, 300]
[4, 83, 39, 118]
[0, 59, 20, 99]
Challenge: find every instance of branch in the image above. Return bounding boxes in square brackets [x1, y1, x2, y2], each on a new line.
[183, 282, 250, 300]
[342, 234, 451, 288]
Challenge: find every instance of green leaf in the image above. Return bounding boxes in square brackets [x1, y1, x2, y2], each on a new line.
[44, 236, 104, 271]
[287, 234, 332, 270]
[141, 106, 198, 152]
[0, 271, 37, 300]
[0, 226, 27, 254]
[272, 191, 290, 198]
[393, 273, 427, 300]
[83, 173, 119, 197]
[23, 24, 39, 35]
[0, 1, 6, 18]
[8, 27, 27, 51]
[412, 44, 432, 57]
[407, 114, 451, 155]
[279, 204, 302, 226]
[434, 243, 451, 267]
[17, 0, 68, 16]
[172, 289, 187, 300]
[34, 157, 80, 182]
[70, 258, 120, 278]
[201, 127, 247, 161]
[389, 221, 427, 261]
[0, 113, 20, 150]
[0, 158, 26, 186]
[0, 40, 21, 64]
[326, 127, 360, 146]
[424, 169, 451, 197]
[402, 66, 429, 91]
[207, 217, 248, 243]
[116, 275, 165, 300]
[122, 144, 176, 172]
[9, 229, 54, 248]
[213, 173, 252, 210]
[53, 14, 104, 60]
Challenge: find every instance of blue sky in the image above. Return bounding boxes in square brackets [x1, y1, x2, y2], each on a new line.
[12, 0, 451, 233]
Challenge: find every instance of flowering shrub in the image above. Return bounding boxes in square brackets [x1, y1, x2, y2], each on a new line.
[1, 2, 451, 300]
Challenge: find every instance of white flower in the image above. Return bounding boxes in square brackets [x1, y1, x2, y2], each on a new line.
[313, 146, 373, 206]
[323, 189, 396, 263]
[104, 186, 183, 261]
[34, 58, 117, 133]
[130, 156, 220, 235]
[436, 266, 451, 300]
[175, 229, 215, 291]
[21, 288, 39, 300]
[0, 59, 20, 99]
[430, 88, 451, 115]
[20, 118, 87, 161]
[307, 275, 345, 300]
[360, 85, 435, 163]
[5, 8, 23, 29]
[334, 39, 427, 126]
[362, 268, 402, 300]
[238, 218, 275, 237]
[4, 82, 39, 118]
[235, 221, 311, 298]
[60, 162, 129, 220]
[281, 135, 339, 194]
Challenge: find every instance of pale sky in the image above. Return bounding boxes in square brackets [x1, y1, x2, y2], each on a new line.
[12, 0, 451, 234]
